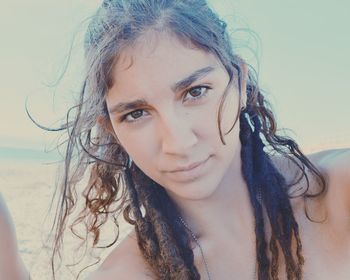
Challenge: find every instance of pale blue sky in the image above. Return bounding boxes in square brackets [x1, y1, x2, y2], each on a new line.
[0, 0, 349, 152]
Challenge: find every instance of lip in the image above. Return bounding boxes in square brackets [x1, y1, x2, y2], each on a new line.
[167, 158, 208, 173]
[165, 156, 211, 182]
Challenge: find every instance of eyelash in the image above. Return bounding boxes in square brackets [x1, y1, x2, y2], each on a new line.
[119, 85, 211, 123]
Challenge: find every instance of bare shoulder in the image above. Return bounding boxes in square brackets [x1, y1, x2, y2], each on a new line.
[86, 229, 155, 280]
[270, 149, 350, 214]
[308, 147, 350, 202]
[306, 148, 350, 193]
[306, 148, 350, 228]
[270, 147, 350, 187]
[307, 147, 350, 168]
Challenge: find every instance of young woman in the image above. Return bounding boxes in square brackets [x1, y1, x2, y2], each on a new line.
[50, 0, 350, 279]
[0, 193, 30, 280]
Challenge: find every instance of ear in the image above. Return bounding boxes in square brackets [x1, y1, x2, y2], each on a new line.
[239, 62, 248, 109]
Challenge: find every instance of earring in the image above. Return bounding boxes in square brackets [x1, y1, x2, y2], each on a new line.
[127, 157, 133, 168]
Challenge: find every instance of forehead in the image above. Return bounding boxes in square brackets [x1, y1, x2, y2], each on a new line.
[108, 33, 225, 96]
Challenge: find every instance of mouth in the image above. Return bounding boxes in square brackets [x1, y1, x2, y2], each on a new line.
[167, 157, 209, 173]
[165, 156, 212, 182]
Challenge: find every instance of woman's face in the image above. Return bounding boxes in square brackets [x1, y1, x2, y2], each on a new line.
[106, 33, 245, 201]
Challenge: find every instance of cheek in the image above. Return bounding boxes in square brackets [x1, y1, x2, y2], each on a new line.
[220, 89, 240, 135]
[191, 90, 240, 146]
[113, 127, 157, 166]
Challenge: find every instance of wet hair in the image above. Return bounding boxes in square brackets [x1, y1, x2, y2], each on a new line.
[50, 0, 327, 279]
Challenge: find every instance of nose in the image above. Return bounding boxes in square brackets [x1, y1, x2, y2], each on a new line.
[159, 111, 198, 156]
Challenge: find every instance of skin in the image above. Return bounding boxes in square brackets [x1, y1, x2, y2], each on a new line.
[89, 33, 350, 279]
[0, 194, 30, 280]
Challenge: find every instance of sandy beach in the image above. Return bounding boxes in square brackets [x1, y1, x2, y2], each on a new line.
[0, 160, 132, 280]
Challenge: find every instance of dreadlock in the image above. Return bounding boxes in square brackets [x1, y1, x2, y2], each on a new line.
[240, 108, 305, 280]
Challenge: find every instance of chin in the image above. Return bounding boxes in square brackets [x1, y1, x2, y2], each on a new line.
[165, 175, 222, 202]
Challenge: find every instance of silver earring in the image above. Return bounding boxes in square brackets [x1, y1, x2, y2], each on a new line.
[128, 157, 133, 168]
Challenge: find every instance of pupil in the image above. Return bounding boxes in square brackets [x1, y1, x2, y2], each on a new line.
[131, 110, 142, 118]
[191, 88, 201, 97]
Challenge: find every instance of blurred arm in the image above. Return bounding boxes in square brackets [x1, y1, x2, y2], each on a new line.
[0, 193, 30, 280]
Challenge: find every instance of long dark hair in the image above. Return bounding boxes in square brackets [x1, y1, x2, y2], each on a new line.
[50, 0, 327, 279]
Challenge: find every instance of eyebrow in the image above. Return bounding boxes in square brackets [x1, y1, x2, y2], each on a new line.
[108, 66, 216, 115]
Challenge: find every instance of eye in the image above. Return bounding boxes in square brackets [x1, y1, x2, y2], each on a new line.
[120, 109, 149, 123]
[183, 85, 211, 102]
[119, 85, 211, 124]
